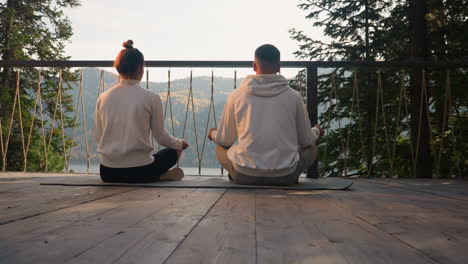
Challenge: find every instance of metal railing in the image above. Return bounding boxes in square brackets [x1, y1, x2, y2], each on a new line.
[0, 60, 467, 178]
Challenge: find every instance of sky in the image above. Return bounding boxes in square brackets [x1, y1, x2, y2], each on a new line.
[64, 0, 324, 78]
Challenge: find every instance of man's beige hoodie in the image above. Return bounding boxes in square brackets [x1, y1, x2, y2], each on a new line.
[212, 74, 320, 177]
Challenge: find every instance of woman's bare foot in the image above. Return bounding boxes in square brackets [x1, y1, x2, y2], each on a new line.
[159, 168, 184, 181]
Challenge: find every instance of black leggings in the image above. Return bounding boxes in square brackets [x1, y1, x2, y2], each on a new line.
[100, 148, 179, 183]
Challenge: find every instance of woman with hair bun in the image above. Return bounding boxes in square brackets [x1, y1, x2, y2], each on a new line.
[94, 40, 189, 183]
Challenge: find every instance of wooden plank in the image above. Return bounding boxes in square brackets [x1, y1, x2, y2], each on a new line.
[164, 189, 256, 264]
[368, 178, 468, 201]
[0, 179, 86, 208]
[0, 188, 223, 264]
[0, 177, 37, 193]
[323, 180, 468, 264]
[288, 190, 437, 264]
[0, 188, 142, 254]
[0, 187, 164, 261]
[338, 179, 468, 217]
[68, 189, 224, 264]
[0, 181, 134, 224]
[255, 190, 347, 264]
[0, 175, 93, 202]
[0, 174, 85, 193]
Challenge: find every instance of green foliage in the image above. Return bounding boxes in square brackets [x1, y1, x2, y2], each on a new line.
[290, 0, 399, 61]
[290, 0, 467, 178]
[0, 0, 80, 171]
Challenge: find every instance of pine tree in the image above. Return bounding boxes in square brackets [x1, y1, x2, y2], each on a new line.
[0, 0, 80, 171]
[290, 0, 467, 178]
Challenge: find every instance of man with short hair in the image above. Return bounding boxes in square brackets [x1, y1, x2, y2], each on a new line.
[208, 44, 324, 185]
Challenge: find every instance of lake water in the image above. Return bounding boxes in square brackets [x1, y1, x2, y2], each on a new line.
[69, 163, 226, 176]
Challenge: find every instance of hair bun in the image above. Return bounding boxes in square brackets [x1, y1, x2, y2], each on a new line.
[122, 40, 134, 49]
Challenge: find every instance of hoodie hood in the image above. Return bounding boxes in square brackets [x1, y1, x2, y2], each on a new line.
[239, 74, 289, 97]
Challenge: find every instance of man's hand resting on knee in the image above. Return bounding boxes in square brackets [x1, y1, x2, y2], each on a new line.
[314, 124, 325, 137]
[208, 128, 216, 141]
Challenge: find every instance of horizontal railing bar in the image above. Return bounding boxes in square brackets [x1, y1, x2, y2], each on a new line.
[0, 60, 468, 68]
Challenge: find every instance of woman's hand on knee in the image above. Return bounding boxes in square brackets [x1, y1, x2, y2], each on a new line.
[181, 139, 189, 150]
[176, 140, 189, 159]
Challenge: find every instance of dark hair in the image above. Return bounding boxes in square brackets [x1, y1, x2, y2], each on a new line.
[114, 40, 144, 78]
[254, 44, 280, 64]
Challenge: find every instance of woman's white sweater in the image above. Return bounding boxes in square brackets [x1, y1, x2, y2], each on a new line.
[94, 79, 182, 168]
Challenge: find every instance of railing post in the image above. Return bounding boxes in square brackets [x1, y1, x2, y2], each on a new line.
[306, 65, 319, 178]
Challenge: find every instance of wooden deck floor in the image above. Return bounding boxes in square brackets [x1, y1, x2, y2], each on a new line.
[0, 173, 467, 264]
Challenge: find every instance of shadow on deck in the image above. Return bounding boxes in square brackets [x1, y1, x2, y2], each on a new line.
[0, 172, 467, 264]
